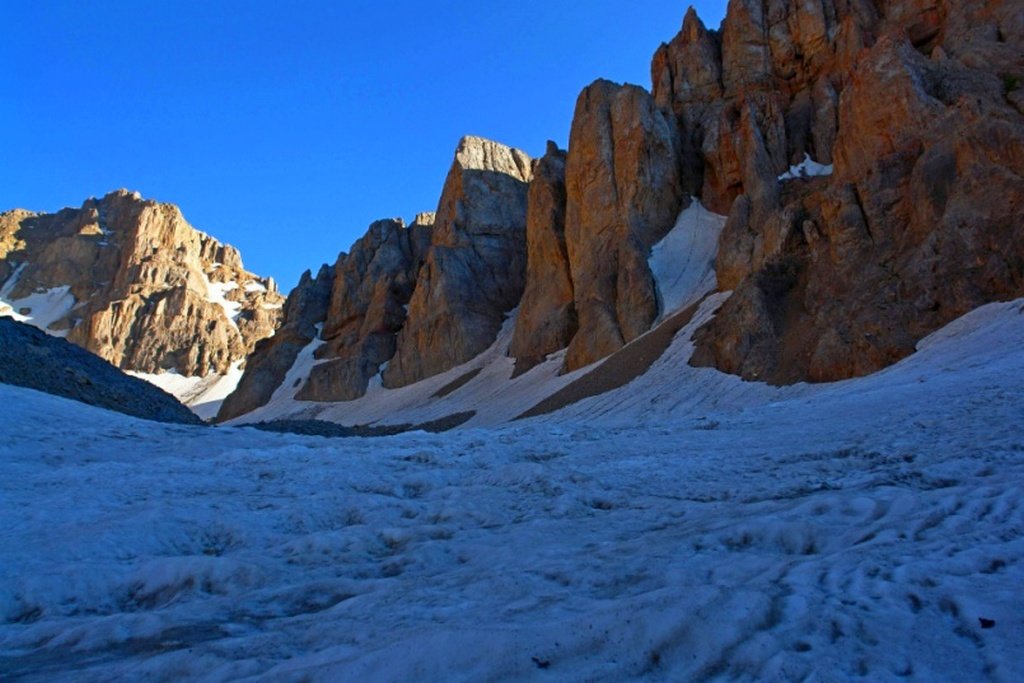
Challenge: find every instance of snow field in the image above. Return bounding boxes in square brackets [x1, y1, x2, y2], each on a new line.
[1, 300, 1023, 681]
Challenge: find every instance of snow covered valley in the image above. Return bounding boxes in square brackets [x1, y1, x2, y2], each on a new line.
[2, 300, 1024, 681]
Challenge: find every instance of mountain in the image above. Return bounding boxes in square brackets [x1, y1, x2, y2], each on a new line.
[0, 189, 285, 418]
[218, 0, 1023, 426]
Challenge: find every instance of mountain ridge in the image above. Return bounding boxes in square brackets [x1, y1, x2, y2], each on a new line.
[0, 189, 285, 415]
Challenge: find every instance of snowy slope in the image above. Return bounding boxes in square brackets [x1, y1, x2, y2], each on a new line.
[2, 299, 1023, 681]
[648, 199, 726, 316]
[128, 361, 246, 422]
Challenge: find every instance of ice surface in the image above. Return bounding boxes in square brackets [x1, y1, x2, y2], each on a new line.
[2, 299, 1023, 681]
[648, 198, 727, 317]
[779, 153, 834, 181]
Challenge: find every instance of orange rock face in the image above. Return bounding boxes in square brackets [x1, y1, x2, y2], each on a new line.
[0, 190, 283, 378]
[561, 80, 685, 372]
[509, 142, 575, 372]
[682, 0, 1024, 383]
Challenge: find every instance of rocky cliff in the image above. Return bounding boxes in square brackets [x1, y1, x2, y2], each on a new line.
[217, 136, 532, 419]
[382, 136, 533, 388]
[649, 0, 1024, 383]
[219, 0, 1023, 422]
[0, 190, 284, 404]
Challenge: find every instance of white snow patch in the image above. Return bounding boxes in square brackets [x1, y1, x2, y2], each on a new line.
[205, 279, 242, 329]
[0, 263, 27, 299]
[779, 153, 834, 181]
[648, 198, 727, 317]
[244, 281, 268, 294]
[129, 361, 245, 421]
[0, 281, 77, 337]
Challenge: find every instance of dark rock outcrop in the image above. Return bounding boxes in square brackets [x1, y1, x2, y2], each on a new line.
[509, 142, 575, 372]
[298, 216, 431, 401]
[216, 265, 334, 421]
[382, 136, 532, 387]
[0, 317, 202, 424]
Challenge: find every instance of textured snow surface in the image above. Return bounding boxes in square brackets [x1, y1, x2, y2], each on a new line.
[648, 199, 727, 317]
[778, 153, 834, 181]
[2, 300, 1023, 681]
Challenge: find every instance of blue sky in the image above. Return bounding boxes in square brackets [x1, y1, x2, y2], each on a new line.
[1, 2, 727, 290]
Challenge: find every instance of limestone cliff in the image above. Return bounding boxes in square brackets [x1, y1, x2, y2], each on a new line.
[0, 190, 284, 387]
[647, 0, 1024, 383]
[217, 0, 1023, 422]
[382, 136, 532, 388]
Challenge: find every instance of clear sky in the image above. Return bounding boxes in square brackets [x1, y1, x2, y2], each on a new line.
[2, 1, 727, 291]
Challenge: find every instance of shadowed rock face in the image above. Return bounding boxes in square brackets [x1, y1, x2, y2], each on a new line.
[509, 141, 575, 372]
[562, 80, 685, 372]
[298, 216, 431, 401]
[217, 264, 335, 421]
[0, 190, 283, 378]
[0, 317, 202, 425]
[666, 0, 1024, 384]
[382, 136, 532, 388]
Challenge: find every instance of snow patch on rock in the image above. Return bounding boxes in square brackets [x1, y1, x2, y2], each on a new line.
[0, 281, 77, 337]
[779, 153, 834, 181]
[648, 198, 727, 318]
